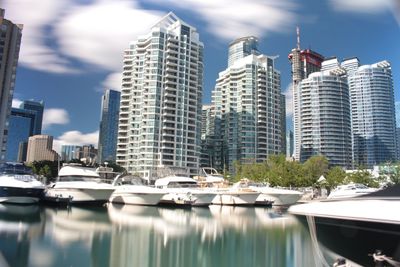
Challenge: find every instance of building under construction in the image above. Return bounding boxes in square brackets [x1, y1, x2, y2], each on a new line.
[288, 27, 324, 160]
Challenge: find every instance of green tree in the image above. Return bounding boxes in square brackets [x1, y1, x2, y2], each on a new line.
[346, 169, 379, 188]
[303, 156, 329, 186]
[325, 166, 346, 192]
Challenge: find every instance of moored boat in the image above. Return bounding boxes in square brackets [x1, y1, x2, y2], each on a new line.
[288, 185, 400, 265]
[110, 175, 166, 206]
[155, 175, 216, 207]
[327, 183, 378, 199]
[0, 162, 45, 204]
[43, 164, 115, 205]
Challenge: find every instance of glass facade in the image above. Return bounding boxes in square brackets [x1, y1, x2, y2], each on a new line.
[19, 100, 44, 135]
[98, 90, 120, 163]
[5, 108, 35, 161]
[228, 36, 259, 67]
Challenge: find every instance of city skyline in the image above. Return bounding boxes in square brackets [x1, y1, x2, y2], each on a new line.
[2, 0, 400, 152]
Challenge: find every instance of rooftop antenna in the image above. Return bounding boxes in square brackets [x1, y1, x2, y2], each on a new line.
[296, 26, 301, 50]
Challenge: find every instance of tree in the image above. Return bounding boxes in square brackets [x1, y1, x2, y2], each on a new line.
[303, 156, 329, 186]
[325, 166, 346, 192]
[346, 169, 379, 188]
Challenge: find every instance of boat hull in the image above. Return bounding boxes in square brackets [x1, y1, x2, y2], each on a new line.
[0, 187, 44, 204]
[295, 214, 400, 265]
[256, 193, 302, 206]
[110, 192, 165, 206]
[44, 188, 114, 204]
[211, 192, 259, 206]
[158, 193, 193, 207]
[191, 192, 217, 207]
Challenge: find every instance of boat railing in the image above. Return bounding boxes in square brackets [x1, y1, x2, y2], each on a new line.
[58, 176, 115, 184]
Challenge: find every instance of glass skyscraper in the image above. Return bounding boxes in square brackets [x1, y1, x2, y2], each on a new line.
[5, 100, 44, 161]
[98, 89, 120, 163]
[20, 100, 44, 135]
[116, 12, 204, 178]
[212, 37, 282, 173]
[0, 9, 22, 161]
[342, 58, 396, 167]
[5, 108, 36, 161]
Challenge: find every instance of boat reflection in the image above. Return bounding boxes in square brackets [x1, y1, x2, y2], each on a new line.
[0, 204, 43, 267]
[46, 206, 111, 245]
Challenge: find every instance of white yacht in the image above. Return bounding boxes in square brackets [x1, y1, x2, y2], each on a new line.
[289, 185, 400, 265]
[250, 186, 303, 206]
[155, 175, 216, 207]
[0, 162, 45, 204]
[197, 167, 225, 183]
[43, 164, 115, 204]
[210, 187, 260, 206]
[327, 183, 378, 199]
[110, 175, 166, 206]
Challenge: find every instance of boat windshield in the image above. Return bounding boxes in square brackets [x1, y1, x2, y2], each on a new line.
[167, 181, 198, 188]
[0, 163, 34, 175]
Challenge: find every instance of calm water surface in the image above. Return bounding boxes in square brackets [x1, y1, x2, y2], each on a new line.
[0, 204, 351, 267]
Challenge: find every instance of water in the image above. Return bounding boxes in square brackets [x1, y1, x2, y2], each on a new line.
[0, 204, 355, 267]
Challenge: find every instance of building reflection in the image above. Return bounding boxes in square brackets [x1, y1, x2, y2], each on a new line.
[0, 204, 338, 266]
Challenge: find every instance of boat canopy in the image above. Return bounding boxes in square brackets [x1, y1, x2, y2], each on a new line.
[58, 166, 100, 178]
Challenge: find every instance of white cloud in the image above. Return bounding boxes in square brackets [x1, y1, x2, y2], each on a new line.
[101, 72, 123, 92]
[43, 108, 70, 129]
[284, 83, 293, 118]
[330, 0, 395, 14]
[54, 1, 162, 71]
[150, 0, 298, 40]
[53, 130, 99, 153]
[12, 99, 22, 108]
[3, 0, 76, 73]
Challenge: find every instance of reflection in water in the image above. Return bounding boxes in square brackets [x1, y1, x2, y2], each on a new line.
[0, 204, 342, 267]
[0, 204, 43, 267]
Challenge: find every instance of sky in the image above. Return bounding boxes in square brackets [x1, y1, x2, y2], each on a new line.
[3, 0, 400, 152]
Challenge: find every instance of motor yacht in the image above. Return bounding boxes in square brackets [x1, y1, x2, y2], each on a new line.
[43, 164, 115, 204]
[0, 162, 45, 204]
[196, 167, 225, 183]
[327, 183, 378, 199]
[250, 186, 303, 206]
[110, 175, 166, 206]
[155, 175, 216, 207]
[288, 185, 400, 265]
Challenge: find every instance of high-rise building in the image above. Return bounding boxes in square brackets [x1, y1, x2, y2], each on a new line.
[5, 100, 44, 161]
[5, 108, 36, 161]
[26, 135, 58, 163]
[61, 145, 82, 161]
[288, 27, 324, 160]
[212, 37, 282, 173]
[19, 100, 44, 135]
[298, 60, 352, 168]
[0, 9, 23, 161]
[199, 104, 223, 171]
[395, 102, 400, 160]
[342, 58, 396, 167]
[116, 12, 204, 178]
[280, 94, 286, 155]
[228, 36, 259, 67]
[98, 89, 120, 163]
[286, 130, 294, 159]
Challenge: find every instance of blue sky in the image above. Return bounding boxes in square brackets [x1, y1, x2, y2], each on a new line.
[3, 0, 400, 152]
